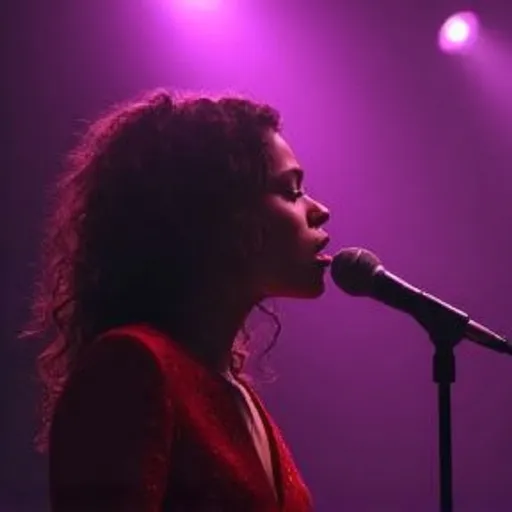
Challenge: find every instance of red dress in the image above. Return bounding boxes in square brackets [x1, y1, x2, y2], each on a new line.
[49, 324, 313, 511]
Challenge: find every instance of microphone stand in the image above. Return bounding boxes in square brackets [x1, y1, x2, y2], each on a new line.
[417, 303, 469, 512]
[333, 250, 512, 511]
[431, 332, 461, 512]
[404, 292, 512, 512]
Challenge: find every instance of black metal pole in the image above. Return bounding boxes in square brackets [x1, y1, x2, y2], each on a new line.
[434, 345, 456, 512]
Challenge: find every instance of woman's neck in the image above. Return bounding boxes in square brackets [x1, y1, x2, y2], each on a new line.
[164, 289, 255, 373]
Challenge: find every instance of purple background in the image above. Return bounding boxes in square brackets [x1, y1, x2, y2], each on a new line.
[2, 0, 512, 510]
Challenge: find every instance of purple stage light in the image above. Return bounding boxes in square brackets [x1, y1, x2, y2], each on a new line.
[438, 11, 480, 54]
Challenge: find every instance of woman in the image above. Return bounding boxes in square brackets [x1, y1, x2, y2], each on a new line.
[28, 89, 331, 511]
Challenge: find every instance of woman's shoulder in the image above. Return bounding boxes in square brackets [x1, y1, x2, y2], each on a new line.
[77, 323, 198, 392]
[87, 323, 179, 367]
[59, 324, 179, 402]
[64, 324, 171, 396]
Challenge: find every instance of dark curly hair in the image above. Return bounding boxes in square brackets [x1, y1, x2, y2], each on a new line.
[24, 89, 283, 452]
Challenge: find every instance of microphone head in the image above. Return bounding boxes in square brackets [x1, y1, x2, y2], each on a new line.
[330, 247, 382, 296]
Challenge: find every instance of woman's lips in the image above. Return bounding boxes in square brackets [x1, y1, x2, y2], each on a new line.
[314, 253, 333, 266]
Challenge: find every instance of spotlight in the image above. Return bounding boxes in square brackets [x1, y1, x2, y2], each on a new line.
[438, 11, 480, 54]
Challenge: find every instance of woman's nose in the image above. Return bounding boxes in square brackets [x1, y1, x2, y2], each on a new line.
[307, 196, 330, 228]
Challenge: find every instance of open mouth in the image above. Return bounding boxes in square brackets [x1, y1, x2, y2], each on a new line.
[315, 253, 333, 266]
[314, 236, 333, 266]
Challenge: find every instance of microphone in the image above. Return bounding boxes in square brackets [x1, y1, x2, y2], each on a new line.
[330, 247, 512, 355]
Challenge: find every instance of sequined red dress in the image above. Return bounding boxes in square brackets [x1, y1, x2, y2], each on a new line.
[49, 324, 313, 511]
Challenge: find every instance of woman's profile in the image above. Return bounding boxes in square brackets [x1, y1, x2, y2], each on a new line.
[26, 89, 332, 511]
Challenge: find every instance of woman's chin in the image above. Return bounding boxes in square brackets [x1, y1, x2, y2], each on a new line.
[299, 282, 326, 299]
[301, 264, 329, 298]
[261, 263, 329, 299]
[279, 277, 327, 299]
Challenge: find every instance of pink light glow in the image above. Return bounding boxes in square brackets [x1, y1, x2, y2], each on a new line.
[438, 11, 480, 54]
[182, 0, 221, 10]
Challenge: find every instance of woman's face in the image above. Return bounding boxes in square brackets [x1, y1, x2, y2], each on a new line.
[253, 131, 331, 299]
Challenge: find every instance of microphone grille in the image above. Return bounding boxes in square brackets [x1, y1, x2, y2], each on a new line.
[330, 247, 381, 296]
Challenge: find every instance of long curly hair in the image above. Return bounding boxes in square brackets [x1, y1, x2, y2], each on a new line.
[24, 89, 283, 452]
